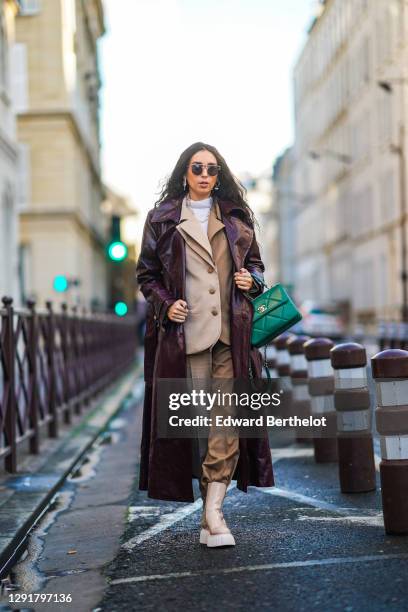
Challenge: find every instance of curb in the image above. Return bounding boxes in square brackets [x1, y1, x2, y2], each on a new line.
[0, 358, 144, 579]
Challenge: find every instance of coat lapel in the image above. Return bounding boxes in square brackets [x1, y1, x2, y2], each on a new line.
[176, 197, 214, 268]
[207, 200, 226, 243]
[216, 198, 254, 271]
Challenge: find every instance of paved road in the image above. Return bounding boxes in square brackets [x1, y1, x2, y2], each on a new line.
[98, 439, 408, 612]
[2, 382, 408, 612]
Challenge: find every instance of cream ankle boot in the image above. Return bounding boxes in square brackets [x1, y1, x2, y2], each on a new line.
[204, 482, 235, 547]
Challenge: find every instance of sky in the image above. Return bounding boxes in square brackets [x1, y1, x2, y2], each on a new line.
[99, 0, 316, 239]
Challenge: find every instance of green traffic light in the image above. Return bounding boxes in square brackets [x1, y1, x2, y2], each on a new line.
[108, 241, 128, 261]
[114, 301, 128, 316]
[53, 275, 69, 292]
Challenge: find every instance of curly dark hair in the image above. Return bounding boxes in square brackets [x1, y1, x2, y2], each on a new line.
[154, 142, 257, 227]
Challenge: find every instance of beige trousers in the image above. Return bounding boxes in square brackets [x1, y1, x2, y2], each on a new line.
[186, 340, 240, 499]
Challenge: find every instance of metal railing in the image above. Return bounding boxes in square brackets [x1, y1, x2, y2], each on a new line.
[0, 296, 138, 472]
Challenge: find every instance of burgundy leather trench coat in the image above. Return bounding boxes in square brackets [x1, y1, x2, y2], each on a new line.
[135, 195, 274, 502]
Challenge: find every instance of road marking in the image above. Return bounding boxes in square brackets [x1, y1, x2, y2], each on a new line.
[261, 486, 356, 514]
[127, 506, 162, 522]
[261, 486, 382, 524]
[109, 553, 408, 585]
[271, 447, 314, 460]
[272, 443, 382, 471]
[296, 514, 384, 527]
[121, 498, 203, 550]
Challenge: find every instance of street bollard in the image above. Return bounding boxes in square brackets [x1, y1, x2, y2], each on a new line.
[287, 335, 312, 443]
[330, 342, 376, 493]
[274, 332, 293, 386]
[304, 337, 338, 463]
[265, 343, 278, 378]
[273, 332, 294, 413]
[260, 344, 280, 411]
[372, 349, 408, 534]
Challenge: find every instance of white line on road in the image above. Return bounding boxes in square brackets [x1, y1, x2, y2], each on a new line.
[121, 498, 203, 551]
[109, 552, 408, 585]
[271, 447, 314, 460]
[261, 486, 367, 514]
[272, 443, 382, 471]
[261, 486, 383, 526]
[296, 514, 384, 527]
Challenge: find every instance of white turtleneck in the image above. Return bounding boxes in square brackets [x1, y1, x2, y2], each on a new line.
[187, 195, 213, 235]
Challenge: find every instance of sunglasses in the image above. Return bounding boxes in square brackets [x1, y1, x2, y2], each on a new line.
[189, 162, 221, 176]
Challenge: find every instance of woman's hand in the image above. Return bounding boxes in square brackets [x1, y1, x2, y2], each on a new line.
[167, 299, 189, 322]
[234, 268, 253, 291]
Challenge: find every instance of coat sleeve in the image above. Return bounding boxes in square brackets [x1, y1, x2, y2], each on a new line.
[244, 229, 266, 299]
[135, 211, 177, 325]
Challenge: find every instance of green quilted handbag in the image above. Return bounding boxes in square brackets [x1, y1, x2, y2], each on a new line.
[250, 282, 302, 348]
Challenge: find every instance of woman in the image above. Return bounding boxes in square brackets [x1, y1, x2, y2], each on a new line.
[136, 142, 274, 547]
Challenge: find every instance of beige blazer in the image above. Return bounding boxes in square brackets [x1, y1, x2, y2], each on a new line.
[176, 196, 234, 355]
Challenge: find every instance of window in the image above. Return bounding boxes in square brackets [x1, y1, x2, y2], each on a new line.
[379, 169, 396, 224]
[1, 187, 15, 295]
[0, 11, 6, 90]
[18, 0, 41, 16]
[16, 143, 30, 211]
[362, 37, 370, 84]
[377, 93, 393, 145]
[351, 113, 370, 163]
[18, 243, 33, 305]
[10, 43, 28, 112]
[354, 259, 375, 310]
[350, 186, 373, 236]
[377, 253, 388, 309]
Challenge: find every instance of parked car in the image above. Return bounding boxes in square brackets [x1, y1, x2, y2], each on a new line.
[295, 300, 346, 339]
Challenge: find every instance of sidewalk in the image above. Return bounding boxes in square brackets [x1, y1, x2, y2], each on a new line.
[0, 356, 143, 579]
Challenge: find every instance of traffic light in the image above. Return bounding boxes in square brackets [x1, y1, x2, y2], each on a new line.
[107, 240, 128, 261]
[107, 215, 128, 262]
[114, 301, 128, 316]
[53, 275, 69, 292]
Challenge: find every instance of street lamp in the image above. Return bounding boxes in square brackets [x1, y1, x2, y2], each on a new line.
[378, 78, 408, 322]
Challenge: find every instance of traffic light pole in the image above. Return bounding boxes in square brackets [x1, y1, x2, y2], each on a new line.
[397, 119, 408, 323]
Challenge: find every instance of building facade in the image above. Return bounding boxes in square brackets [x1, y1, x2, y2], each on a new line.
[0, 0, 19, 300]
[12, 0, 107, 309]
[241, 171, 280, 290]
[269, 147, 297, 297]
[292, 0, 408, 330]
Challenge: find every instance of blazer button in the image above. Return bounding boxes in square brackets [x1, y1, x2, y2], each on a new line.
[207, 266, 214, 273]
[211, 307, 218, 316]
[209, 287, 216, 294]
